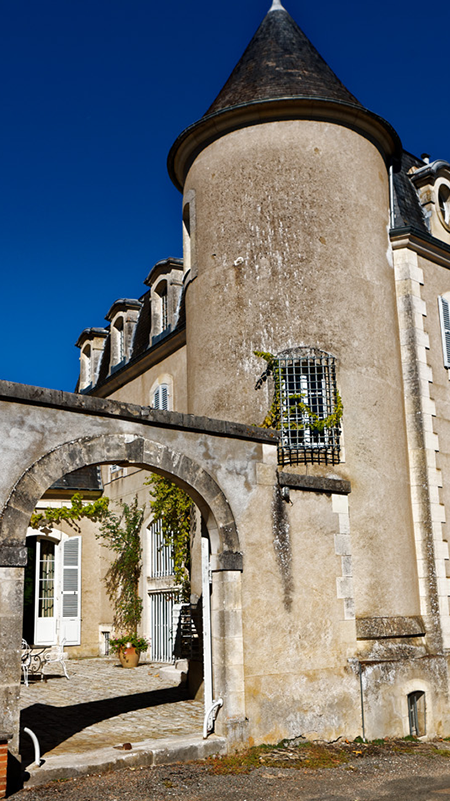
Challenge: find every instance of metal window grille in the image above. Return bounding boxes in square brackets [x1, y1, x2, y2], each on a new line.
[149, 590, 179, 663]
[102, 631, 110, 656]
[274, 348, 340, 466]
[149, 519, 174, 577]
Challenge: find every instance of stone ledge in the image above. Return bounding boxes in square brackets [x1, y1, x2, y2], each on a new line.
[278, 472, 351, 495]
[356, 616, 426, 640]
[0, 380, 278, 445]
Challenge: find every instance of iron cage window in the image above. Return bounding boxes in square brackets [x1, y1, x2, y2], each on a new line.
[274, 348, 341, 467]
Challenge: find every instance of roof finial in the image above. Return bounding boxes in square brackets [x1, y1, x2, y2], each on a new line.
[268, 0, 285, 11]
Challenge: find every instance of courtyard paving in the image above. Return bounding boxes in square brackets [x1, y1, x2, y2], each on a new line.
[19, 657, 204, 769]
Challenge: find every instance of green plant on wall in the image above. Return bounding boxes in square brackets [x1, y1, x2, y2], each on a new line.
[254, 350, 343, 432]
[30, 492, 110, 531]
[96, 496, 146, 636]
[146, 474, 192, 601]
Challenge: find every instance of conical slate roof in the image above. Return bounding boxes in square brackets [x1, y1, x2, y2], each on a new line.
[205, 2, 363, 116]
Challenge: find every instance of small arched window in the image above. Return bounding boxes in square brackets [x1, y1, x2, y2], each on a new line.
[152, 384, 169, 411]
[408, 691, 426, 737]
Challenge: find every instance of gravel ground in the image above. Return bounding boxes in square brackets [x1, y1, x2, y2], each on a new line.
[13, 738, 450, 800]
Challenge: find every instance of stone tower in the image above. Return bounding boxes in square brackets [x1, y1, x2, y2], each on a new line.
[168, 3, 420, 628]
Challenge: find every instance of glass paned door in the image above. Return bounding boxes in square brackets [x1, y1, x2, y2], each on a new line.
[35, 539, 57, 644]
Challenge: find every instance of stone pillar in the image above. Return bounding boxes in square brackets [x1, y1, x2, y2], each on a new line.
[0, 566, 25, 755]
[211, 570, 247, 745]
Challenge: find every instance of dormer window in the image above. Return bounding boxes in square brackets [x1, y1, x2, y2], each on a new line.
[75, 327, 108, 393]
[144, 258, 183, 346]
[410, 161, 450, 245]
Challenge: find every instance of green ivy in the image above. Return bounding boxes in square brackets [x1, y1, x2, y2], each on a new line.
[96, 497, 145, 637]
[29, 492, 110, 531]
[146, 475, 192, 601]
[254, 350, 343, 432]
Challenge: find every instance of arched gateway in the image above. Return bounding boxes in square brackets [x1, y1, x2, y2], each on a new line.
[0, 380, 278, 754]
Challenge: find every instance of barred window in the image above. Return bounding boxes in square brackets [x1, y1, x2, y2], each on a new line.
[274, 348, 341, 466]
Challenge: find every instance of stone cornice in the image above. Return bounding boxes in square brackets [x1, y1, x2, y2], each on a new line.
[0, 379, 279, 445]
[168, 96, 402, 192]
[390, 226, 450, 269]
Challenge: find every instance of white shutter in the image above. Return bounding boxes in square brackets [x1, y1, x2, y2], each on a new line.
[153, 387, 161, 409]
[439, 296, 450, 368]
[61, 537, 81, 645]
[161, 384, 168, 410]
[152, 384, 169, 410]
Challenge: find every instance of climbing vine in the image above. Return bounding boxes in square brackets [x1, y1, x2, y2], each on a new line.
[96, 496, 146, 636]
[29, 492, 110, 531]
[254, 350, 343, 432]
[146, 475, 192, 601]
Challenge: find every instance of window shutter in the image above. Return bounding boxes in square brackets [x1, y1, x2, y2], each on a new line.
[61, 537, 81, 645]
[439, 296, 450, 368]
[153, 384, 169, 410]
[161, 384, 168, 411]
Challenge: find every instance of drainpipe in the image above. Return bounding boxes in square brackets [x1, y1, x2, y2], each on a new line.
[389, 161, 395, 230]
[358, 661, 366, 742]
[201, 537, 223, 737]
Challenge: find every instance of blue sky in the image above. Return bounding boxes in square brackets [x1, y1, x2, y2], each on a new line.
[2, 0, 450, 391]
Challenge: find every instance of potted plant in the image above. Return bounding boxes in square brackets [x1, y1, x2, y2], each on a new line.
[109, 634, 149, 668]
[97, 497, 148, 668]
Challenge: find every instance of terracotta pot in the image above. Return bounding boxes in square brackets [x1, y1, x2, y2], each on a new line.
[118, 645, 140, 668]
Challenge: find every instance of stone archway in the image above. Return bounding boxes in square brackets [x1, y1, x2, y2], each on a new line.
[1, 432, 246, 752]
[2, 432, 241, 559]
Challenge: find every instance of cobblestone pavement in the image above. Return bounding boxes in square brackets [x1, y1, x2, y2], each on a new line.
[19, 658, 203, 768]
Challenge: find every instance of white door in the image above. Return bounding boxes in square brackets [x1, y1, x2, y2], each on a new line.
[34, 538, 57, 645]
[60, 537, 81, 645]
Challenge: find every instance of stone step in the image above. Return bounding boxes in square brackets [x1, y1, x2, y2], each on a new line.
[23, 733, 227, 788]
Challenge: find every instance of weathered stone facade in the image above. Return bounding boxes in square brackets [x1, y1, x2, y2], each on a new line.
[3, 0, 450, 771]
